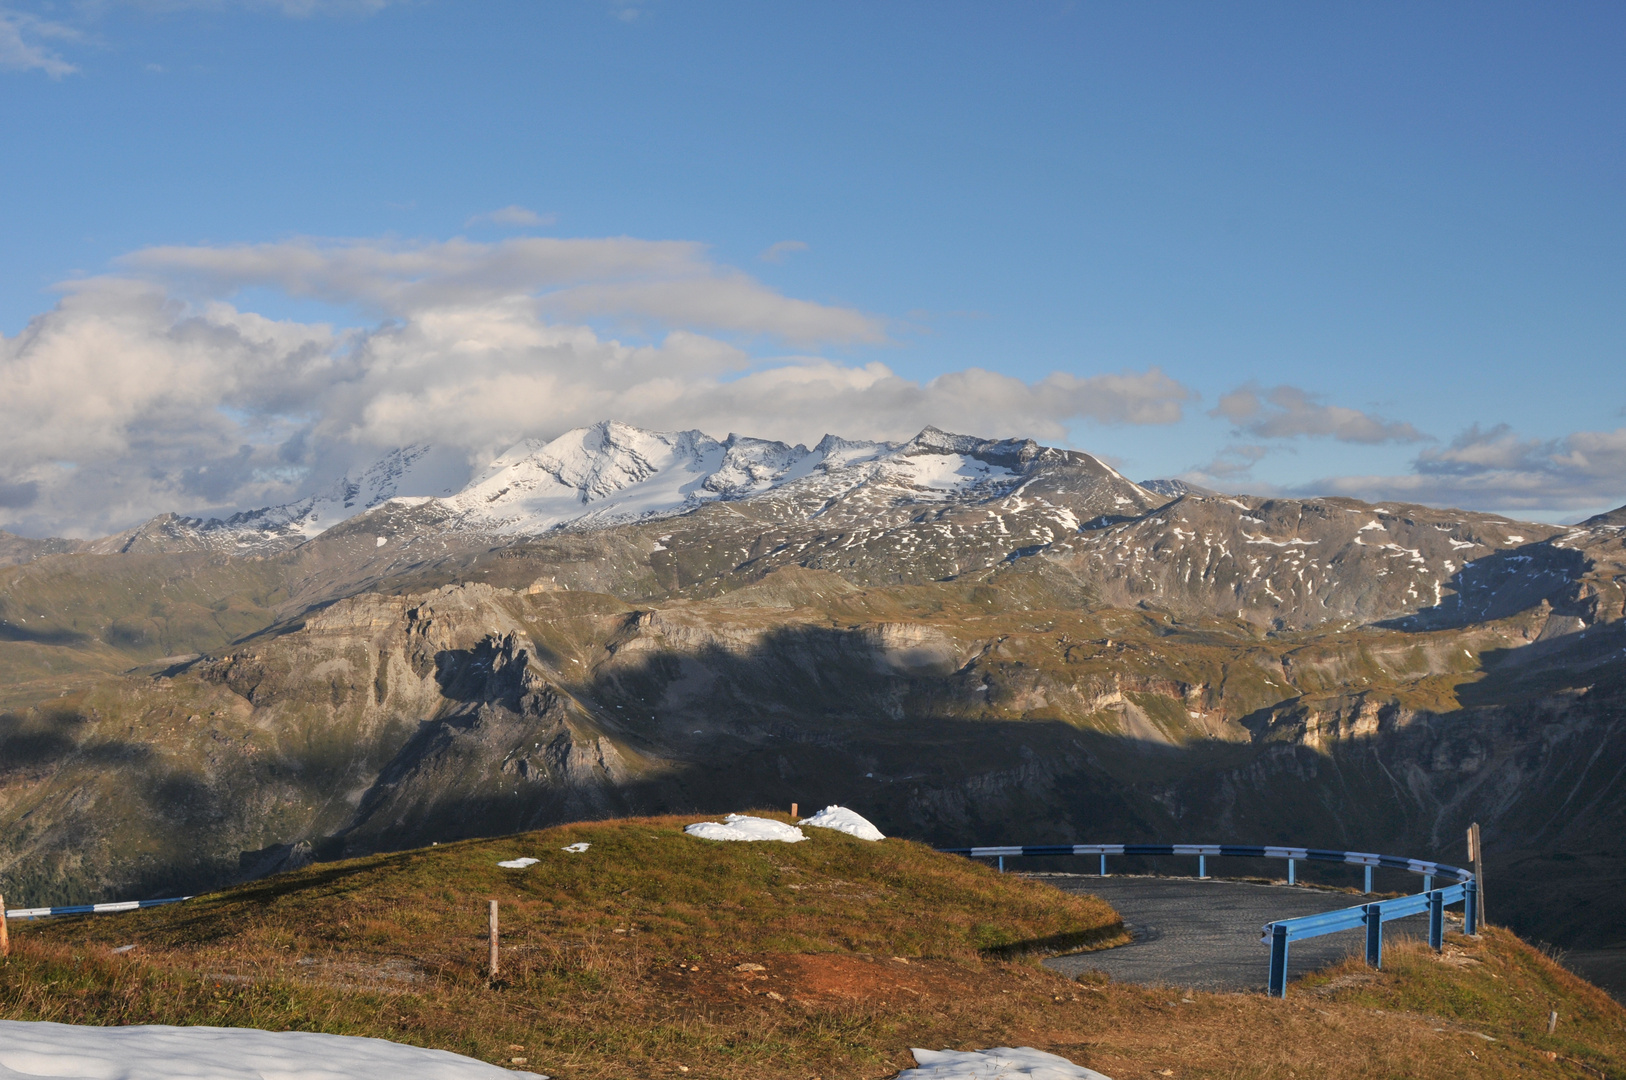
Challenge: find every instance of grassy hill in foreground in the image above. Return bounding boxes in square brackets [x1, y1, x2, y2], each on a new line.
[3, 815, 1624, 1080]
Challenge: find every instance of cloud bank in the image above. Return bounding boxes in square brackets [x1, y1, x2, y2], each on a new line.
[1174, 383, 1624, 517]
[1304, 424, 1626, 515]
[0, 235, 1196, 538]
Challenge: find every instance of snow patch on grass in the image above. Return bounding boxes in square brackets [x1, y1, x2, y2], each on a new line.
[0, 1020, 545, 1079]
[684, 815, 806, 843]
[799, 805, 885, 841]
[901, 1046, 1112, 1078]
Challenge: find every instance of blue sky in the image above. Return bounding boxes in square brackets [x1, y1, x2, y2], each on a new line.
[1, 1, 1623, 536]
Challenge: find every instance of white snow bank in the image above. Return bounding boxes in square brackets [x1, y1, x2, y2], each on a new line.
[0, 1020, 545, 1079]
[900, 1046, 1112, 1079]
[562, 842, 590, 853]
[683, 814, 805, 843]
[798, 805, 885, 841]
[496, 857, 539, 868]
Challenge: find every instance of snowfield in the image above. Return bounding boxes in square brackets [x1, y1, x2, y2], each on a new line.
[0, 1021, 545, 1079]
[899, 1046, 1112, 1079]
[799, 805, 886, 841]
[683, 814, 806, 842]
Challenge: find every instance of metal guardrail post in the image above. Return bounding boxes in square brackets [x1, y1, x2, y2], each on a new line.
[1268, 923, 1289, 998]
[1464, 880, 1478, 935]
[1364, 865, 1373, 894]
[1287, 858, 1295, 885]
[1100, 853, 1108, 876]
[1423, 873, 1432, 892]
[1428, 890, 1444, 951]
[1199, 854, 1207, 878]
[998, 855, 1004, 873]
[1364, 904, 1383, 968]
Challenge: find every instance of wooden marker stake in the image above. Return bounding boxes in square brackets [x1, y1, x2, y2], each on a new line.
[488, 900, 499, 980]
[0, 893, 9, 958]
[1467, 822, 1487, 925]
[790, 803, 798, 819]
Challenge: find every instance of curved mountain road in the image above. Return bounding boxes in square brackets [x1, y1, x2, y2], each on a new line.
[1034, 874, 1441, 993]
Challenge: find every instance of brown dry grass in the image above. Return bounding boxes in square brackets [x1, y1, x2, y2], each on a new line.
[3, 818, 1623, 1079]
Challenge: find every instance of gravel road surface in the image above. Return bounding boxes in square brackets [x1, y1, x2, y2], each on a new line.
[1034, 874, 1440, 993]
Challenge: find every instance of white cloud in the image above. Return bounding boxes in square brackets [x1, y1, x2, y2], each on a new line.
[117, 236, 882, 343]
[0, 233, 1196, 537]
[1212, 383, 1428, 444]
[465, 205, 555, 229]
[1301, 424, 1626, 514]
[0, 8, 78, 76]
[759, 240, 808, 263]
[539, 274, 884, 345]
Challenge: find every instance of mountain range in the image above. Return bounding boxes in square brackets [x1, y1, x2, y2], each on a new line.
[0, 421, 1157, 556]
[1, 420, 1623, 994]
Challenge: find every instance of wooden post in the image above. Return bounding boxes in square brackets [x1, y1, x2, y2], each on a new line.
[790, 803, 798, 819]
[1548, 1009, 1559, 1035]
[488, 900, 499, 980]
[1467, 822, 1486, 925]
[0, 893, 9, 958]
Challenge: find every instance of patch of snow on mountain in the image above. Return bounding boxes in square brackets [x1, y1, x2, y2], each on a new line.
[812, 433, 895, 470]
[890, 451, 1016, 491]
[442, 422, 815, 534]
[431, 422, 925, 534]
[702, 435, 821, 497]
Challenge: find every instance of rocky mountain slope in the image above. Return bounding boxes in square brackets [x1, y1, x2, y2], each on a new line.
[1, 421, 1623, 987]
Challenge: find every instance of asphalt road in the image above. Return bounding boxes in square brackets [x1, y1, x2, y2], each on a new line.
[1034, 873, 1439, 993]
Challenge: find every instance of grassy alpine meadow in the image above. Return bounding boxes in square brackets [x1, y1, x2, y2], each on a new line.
[2, 815, 1623, 1079]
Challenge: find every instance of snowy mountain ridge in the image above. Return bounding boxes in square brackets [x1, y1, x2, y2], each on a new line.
[175, 420, 1154, 547]
[203, 443, 468, 541]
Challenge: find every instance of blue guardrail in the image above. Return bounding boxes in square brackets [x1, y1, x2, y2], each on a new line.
[937, 842, 1479, 997]
[4, 896, 191, 920]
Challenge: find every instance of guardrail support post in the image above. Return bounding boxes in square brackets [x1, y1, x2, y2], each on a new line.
[1199, 854, 1208, 879]
[1364, 904, 1383, 968]
[1100, 853, 1108, 876]
[1364, 865, 1373, 894]
[1423, 873, 1432, 893]
[1464, 880, 1478, 935]
[1287, 858, 1295, 885]
[1268, 923, 1289, 997]
[1428, 890, 1444, 951]
[997, 855, 1004, 873]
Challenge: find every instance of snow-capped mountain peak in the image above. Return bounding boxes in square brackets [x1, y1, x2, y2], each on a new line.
[163, 420, 1160, 547]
